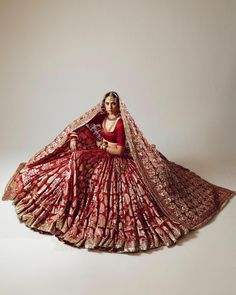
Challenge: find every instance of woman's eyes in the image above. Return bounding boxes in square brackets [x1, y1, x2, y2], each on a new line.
[106, 103, 116, 106]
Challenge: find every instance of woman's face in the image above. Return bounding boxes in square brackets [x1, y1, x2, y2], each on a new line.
[104, 96, 119, 115]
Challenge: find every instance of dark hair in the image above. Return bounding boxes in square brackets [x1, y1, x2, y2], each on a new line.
[102, 91, 120, 111]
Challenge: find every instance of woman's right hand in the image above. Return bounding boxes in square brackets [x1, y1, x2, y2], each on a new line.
[70, 138, 77, 151]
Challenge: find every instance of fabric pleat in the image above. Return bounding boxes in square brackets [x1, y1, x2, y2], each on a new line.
[11, 148, 190, 253]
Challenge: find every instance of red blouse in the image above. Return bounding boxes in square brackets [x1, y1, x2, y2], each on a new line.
[90, 113, 126, 147]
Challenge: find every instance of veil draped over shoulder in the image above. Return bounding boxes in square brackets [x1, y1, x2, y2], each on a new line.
[2, 97, 235, 233]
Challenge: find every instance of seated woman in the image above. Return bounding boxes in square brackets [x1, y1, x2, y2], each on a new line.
[2, 91, 235, 253]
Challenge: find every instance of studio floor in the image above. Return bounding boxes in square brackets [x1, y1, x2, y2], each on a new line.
[0, 153, 235, 295]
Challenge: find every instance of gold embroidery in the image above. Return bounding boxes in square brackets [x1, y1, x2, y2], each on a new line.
[2, 97, 236, 235]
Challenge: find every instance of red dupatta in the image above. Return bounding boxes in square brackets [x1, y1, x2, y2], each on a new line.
[2, 97, 235, 230]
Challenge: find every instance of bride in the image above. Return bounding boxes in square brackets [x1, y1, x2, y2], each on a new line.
[2, 91, 235, 253]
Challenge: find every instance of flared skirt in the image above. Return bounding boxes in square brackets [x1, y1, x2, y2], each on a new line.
[9, 148, 192, 253]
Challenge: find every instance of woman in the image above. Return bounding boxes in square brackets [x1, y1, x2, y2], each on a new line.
[2, 91, 235, 253]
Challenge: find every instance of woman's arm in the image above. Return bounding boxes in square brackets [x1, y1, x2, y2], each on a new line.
[97, 140, 124, 155]
[68, 131, 78, 151]
[106, 145, 124, 155]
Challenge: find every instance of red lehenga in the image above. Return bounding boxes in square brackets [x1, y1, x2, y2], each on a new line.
[2, 99, 235, 253]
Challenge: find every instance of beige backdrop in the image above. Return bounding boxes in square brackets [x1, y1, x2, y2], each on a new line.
[0, 1, 235, 295]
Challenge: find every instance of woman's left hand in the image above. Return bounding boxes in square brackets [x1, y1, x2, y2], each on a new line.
[96, 140, 102, 148]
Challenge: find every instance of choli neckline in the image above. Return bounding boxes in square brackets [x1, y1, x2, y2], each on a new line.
[102, 116, 121, 133]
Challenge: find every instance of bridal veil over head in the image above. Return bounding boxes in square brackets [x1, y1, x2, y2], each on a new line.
[2, 96, 235, 231]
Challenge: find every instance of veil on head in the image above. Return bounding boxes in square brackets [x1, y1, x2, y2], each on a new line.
[3, 92, 234, 231]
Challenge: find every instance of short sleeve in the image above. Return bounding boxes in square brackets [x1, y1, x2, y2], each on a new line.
[116, 118, 126, 147]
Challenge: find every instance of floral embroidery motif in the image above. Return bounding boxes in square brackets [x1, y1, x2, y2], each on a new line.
[1, 98, 235, 253]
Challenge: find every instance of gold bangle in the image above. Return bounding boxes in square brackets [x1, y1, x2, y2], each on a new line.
[70, 134, 77, 138]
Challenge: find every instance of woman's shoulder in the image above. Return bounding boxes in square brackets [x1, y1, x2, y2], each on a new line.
[115, 117, 124, 130]
[116, 116, 123, 125]
[115, 115, 123, 122]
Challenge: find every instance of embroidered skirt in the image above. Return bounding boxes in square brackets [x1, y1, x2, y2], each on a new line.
[12, 148, 190, 253]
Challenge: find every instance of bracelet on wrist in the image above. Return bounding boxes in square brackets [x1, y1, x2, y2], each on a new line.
[70, 133, 78, 139]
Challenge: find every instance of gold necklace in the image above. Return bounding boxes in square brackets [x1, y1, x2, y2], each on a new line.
[104, 115, 120, 132]
[107, 113, 120, 120]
